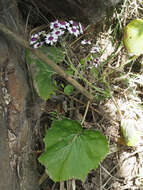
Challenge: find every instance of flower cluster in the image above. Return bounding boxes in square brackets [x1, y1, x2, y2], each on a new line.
[81, 39, 101, 54]
[30, 20, 84, 48]
[93, 58, 100, 67]
[90, 46, 101, 67]
[90, 45, 100, 54]
[29, 20, 101, 68]
[81, 43, 101, 68]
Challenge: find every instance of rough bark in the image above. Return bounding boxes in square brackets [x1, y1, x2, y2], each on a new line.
[18, 0, 122, 26]
[0, 0, 40, 189]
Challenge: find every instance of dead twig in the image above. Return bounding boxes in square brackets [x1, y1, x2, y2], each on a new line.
[81, 100, 90, 125]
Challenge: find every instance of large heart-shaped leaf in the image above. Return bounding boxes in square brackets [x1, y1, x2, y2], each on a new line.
[38, 118, 108, 182]
[123, 19, 143, 55]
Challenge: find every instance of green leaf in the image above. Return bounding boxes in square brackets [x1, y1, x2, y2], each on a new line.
[33, 59, 57, 100]
[35, 59, 55, 75]
[123, 19, 143, 55]
[65, 68, 74, 76]
[35, 70, 57, 100]
[80, 58, 86, 65]
[26, 49, 59, 100]
[26, 46, 65, 65]
[40, 46, 65, 63]
[38, 118, 108, 182]
[64, 84, 74, 95]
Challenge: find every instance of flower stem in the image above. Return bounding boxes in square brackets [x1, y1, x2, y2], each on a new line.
[64, 46, 107, 95]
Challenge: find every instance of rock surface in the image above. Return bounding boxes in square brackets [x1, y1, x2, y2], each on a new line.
[19, 0, 122, 25]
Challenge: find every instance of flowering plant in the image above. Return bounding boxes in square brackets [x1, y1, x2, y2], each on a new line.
[28, 19, 111, 101]
[27, 20, 109, 186]
[30, 20, 84, 48]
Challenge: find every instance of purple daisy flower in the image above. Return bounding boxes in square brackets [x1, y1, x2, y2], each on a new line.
[90, 46, 100, 54]
[50, 20, 60, 30]
[58, 20, 69, 29]
[52, 29, 65, 37]
[93, 58, 100, 67]
[68, 26, 80, 37]
[45, 33, 58, 45]
[30, 34, 39, 45]
[33, 42, 42, 49]
[31, 37, 38, 41]
[69, 20, 79, 27]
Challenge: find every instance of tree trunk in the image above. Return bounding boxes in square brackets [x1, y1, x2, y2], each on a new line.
[0, 0, 40, 189]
